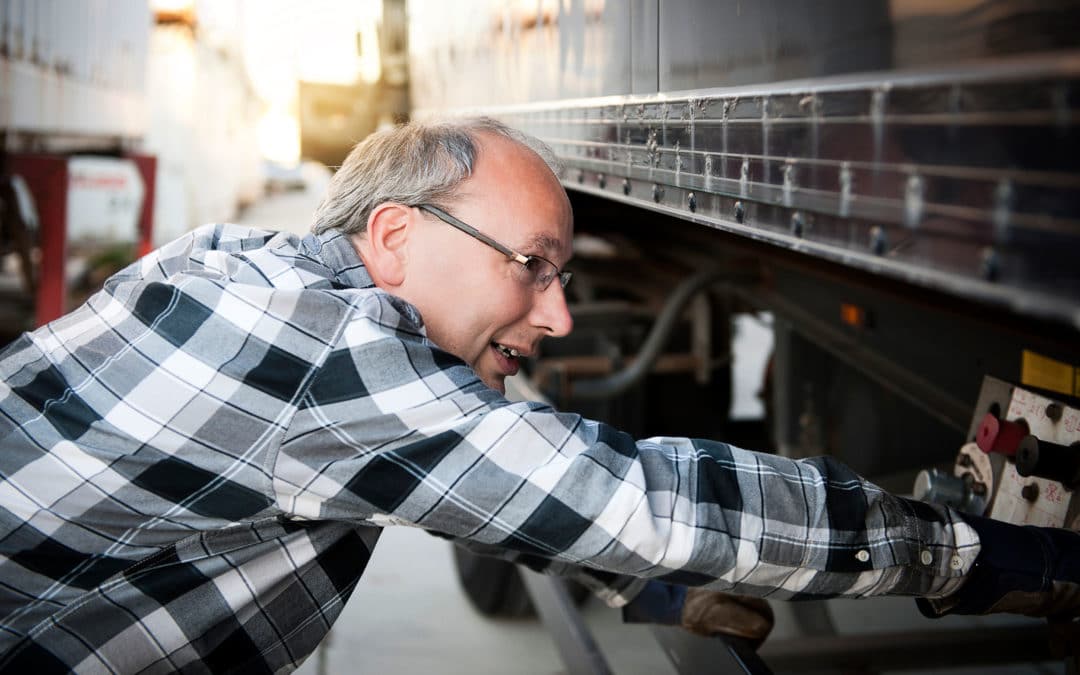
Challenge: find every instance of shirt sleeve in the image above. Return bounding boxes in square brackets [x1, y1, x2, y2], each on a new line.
[272, 290, 981, 603]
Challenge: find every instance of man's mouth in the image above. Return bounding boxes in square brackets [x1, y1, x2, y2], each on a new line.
[490, 341, 524, 380]
[488, 341, 529, 388]
[493, 342, 520, 359]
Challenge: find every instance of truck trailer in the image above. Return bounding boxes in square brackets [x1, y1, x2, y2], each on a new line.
[406, 1, 1080, 673]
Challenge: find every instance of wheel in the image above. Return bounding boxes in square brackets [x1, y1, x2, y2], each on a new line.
[452, 545, 535, 618]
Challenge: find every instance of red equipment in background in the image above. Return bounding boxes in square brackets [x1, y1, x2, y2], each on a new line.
[2, 153, 156, 327]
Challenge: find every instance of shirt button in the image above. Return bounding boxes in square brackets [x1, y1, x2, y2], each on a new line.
[949, 555, 964, 570]
[855, 549, 870, 562]
[920, 549, 933, 566]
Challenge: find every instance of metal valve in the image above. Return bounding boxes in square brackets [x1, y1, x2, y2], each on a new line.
[912, 468, 984, 514]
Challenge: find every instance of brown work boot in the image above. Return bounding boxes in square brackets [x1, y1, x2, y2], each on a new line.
[681, 589, 775, 647]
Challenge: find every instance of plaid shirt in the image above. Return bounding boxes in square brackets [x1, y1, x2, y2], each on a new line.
[0, 224, 979, 672]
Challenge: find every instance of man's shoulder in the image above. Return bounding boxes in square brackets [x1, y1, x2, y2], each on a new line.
[158, 223, 323, 267]
[96, 225, 426, 351]
[188, 222, 284, 253]
[124, 224, 337, 293]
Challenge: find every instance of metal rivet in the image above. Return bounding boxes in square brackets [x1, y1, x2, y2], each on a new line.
[790, 211, 805, 238]
[622, 179, 631, 196]
[733, 201, 745, 223]
[870, 226, 887, 256]
[949, 555, 964, 570]
[1046, 403, 1063, 423]
[597, 173, 606, 190]
[920, 550, 933, 566]
[652, 184, 664, 203]
[980, 247, 999, 282]
[855, 549, 870, 563]
[687, 192, 697, 212]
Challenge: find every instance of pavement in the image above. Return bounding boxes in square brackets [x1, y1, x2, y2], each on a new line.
[234, 162, 333, 236]
[291, 526, 675, 675]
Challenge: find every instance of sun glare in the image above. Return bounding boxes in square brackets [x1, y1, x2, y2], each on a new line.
[257, 107, 301, 164]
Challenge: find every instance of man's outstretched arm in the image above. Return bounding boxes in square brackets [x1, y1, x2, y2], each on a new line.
[275, 291, 987, 605]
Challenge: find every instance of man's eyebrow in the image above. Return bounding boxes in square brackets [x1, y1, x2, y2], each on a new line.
[522, 233, 564, 257]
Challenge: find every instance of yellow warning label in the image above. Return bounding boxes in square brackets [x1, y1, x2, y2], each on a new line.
[1021, 350, 1076, 398]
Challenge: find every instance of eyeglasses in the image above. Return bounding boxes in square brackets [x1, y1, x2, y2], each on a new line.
[417, 204, 572, 292]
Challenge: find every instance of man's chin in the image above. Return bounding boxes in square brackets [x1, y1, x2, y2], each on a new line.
[480, 373, 507, 394]
[470, 353, 506, 393]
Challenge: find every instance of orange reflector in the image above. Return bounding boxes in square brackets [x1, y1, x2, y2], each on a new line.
[1021, 350, 1077, 398]
[840, 303, 866, 328]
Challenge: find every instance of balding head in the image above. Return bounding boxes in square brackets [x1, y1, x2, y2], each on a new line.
[311, 118, 562, 236]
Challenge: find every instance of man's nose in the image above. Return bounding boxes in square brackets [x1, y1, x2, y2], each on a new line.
[532, 283, 573, 337]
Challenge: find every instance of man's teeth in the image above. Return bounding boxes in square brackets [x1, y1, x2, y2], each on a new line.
[495, 344, 519, 358]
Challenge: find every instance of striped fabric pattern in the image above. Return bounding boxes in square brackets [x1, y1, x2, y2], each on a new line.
[0, 224, 978, 671]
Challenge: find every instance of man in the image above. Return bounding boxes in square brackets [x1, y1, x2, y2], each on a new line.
[0, 118, 1076, 672]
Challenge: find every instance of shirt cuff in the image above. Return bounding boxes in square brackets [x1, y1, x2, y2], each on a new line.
[903, 500, 982, 598]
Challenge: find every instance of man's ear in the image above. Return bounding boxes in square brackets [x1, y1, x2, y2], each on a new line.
[361, 203, 413, 287]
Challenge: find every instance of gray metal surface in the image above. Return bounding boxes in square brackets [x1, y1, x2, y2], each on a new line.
[756, 623, 1066, 672]
[409, 1, 1080, 105]
[472, 57, 1080, 328]
[629, 0, 657, 95]
[651, 626, 772, 675]
[409, 1, 1080, 328]
[407, 0, 636, 108]
[656, 0, 1080, 92]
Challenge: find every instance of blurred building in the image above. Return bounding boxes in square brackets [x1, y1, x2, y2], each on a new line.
[147, 0, 263, 244]
[0, 0, 407, 340]
[0, 1, 264, 339]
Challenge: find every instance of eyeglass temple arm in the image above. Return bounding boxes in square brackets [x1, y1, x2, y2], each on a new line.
[418, 204, 530, 265]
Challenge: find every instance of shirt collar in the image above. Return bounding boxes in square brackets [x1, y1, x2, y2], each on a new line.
[301, 229, 375, 290]
[300, 228, 426, 328]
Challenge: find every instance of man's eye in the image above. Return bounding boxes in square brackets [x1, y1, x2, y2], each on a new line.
[522, 259, 543, 278]
[520, 257, 558, 289]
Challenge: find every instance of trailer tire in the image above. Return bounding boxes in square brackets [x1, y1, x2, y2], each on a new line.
[452, 546, 535, 618]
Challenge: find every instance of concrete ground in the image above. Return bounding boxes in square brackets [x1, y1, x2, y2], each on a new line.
[291, 526, 675, 675]
[233, 162, 332, 235]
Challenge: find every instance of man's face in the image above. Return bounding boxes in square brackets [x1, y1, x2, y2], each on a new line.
[397, 133, 574, 393]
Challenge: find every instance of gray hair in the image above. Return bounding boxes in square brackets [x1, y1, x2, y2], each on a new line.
[310, 117, 561, 235]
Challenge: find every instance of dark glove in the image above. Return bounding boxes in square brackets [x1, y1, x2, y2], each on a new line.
[623, 580, 774, 646]
[917, 513, 1080, 618]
